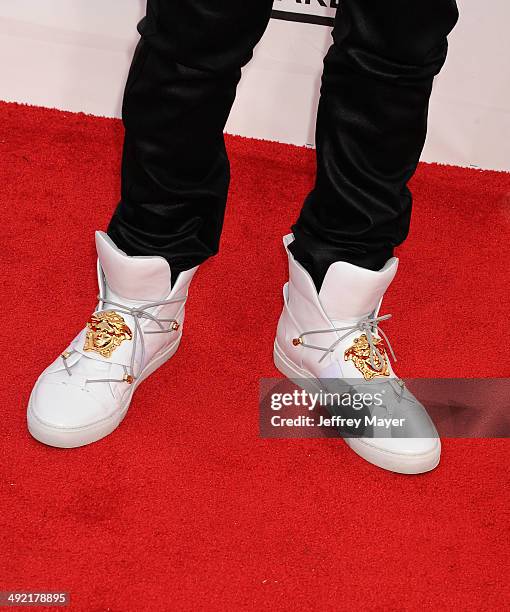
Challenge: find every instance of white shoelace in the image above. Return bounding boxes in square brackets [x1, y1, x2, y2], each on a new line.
[295, 314, 396, 371]
[61, 292, 186, 385]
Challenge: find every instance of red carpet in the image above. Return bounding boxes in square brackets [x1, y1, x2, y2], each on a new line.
[0, 101, 509, 610]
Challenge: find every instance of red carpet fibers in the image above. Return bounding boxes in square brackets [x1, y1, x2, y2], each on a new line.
[0, 101, 509, 610]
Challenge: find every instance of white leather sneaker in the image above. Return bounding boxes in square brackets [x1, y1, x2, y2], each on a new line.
[28, 232, 197, 448]
[274, 234, 440, 474]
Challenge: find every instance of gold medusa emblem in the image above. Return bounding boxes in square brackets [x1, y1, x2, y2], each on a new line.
[83, 311, 133, 358]
[344, 334, 390, 381]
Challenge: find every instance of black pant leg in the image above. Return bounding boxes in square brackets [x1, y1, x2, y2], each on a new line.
[108, 1, 274, 278]
[290, 0, 459, 290]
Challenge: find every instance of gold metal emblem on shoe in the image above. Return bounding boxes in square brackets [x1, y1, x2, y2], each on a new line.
[83, 311, 133, 358]
[344, 334, 390, 381]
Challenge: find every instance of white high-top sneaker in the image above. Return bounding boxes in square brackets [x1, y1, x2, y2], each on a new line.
[28, 232, 197, 448]
[274, 234, 440, 474]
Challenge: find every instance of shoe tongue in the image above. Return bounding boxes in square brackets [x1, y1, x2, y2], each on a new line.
[95, 231, 172, 302]
[318, 258, 399, 321]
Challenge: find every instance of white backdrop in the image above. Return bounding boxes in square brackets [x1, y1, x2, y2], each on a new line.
[0, 0, 508, 171]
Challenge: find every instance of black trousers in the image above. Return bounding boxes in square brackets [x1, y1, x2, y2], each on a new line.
[107, 0, 459, 290]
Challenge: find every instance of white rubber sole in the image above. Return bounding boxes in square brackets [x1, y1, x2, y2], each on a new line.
[273, 339, 440, 475]
[27, 337, 182, 448]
